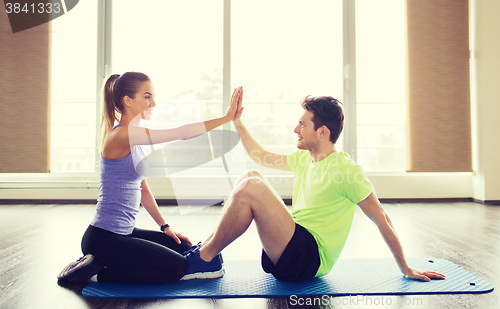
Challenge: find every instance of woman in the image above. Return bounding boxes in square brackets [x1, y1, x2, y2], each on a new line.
[57, 72, 242, 284]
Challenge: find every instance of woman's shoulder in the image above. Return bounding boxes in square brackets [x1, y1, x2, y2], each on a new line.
[102, 126, 132, 159]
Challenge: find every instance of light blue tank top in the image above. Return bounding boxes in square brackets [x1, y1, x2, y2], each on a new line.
[90, 125, 147, 235]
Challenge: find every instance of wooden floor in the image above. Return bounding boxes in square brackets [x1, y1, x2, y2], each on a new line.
[0, 202, 498, 309]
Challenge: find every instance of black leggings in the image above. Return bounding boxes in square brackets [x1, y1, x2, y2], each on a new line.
[81, 225, 192, 284]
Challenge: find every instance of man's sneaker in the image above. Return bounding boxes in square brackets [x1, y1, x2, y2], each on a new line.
[181, 243, 224, 280]
[57, 254, 103, 283]
[186, 242, 224, 269]
[217, 253, 225, 272]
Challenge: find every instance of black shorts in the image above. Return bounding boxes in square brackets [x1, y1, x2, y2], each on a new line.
[261, 223, 320, 282]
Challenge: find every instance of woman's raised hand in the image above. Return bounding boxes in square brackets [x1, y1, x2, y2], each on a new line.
[225, 86, 243, 121]
[233, 86, 244, 123]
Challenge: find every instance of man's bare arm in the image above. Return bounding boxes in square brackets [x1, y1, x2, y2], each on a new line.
[232, 120, 290, 172]
[357, 191, 445, 281]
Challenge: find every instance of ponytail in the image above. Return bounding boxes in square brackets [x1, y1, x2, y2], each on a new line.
[98, 74, 121, 150]
[98, 72, 150, 150]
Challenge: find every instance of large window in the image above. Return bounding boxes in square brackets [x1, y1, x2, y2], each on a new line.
[50, 0, 405, 173]
[231, 0, 344, 170]
[355, 0, 406, 171]
[50, 0, 98, 172]
[112, 0, 223, 111]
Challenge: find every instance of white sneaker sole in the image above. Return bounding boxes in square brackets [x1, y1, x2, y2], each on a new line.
[180, 269, 224, 280]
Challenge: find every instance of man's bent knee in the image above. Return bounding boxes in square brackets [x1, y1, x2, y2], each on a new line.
[239, 169, 265, 182]
[234, 175, 268, 196]
[245, 169, 264, 179]
[235, 170, 265, 188]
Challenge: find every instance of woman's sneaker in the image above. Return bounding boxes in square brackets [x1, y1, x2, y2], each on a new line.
[57, 254, 103, 283]
[181, 243, 224, 280]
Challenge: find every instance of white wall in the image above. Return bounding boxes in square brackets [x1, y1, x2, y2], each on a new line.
[470, 0, 500, 202]
[0, 173, 473, 201]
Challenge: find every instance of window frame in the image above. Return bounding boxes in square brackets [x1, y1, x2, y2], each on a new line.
[97, 0, 358, 166]
[0, 0, 476, 201]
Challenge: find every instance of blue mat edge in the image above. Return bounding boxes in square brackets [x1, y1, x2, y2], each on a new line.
[83, 289, 496, 300]
[82, 258, 495, 299]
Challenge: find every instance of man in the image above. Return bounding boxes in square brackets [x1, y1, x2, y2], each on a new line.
[182, 94, 445, 282]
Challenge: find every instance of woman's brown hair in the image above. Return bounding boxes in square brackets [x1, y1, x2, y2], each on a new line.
[98, 72, 150, 149]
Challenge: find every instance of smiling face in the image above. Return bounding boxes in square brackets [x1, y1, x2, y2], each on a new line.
[293, 110, 320, 151]
[125, 81, 156, 121]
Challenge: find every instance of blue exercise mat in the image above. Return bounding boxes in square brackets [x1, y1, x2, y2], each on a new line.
[82, 258, 494, 299]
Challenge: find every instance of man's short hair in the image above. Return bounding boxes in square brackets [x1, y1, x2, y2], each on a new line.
[300, 96, 344, 144]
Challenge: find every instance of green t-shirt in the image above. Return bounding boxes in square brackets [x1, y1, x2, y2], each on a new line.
[288, 150, 373, 277]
